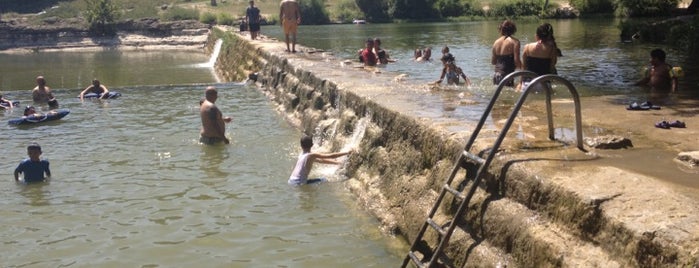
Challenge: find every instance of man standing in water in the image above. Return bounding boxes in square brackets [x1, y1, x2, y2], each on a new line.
[32, 76, 58, 108]
[200, 86, 232, 145]
[279, 0, 301, 53]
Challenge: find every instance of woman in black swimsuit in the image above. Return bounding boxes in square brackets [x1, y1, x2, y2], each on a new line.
[491, 20, 521, 86]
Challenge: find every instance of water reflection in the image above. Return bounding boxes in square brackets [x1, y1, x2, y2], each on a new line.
[18, 182, 50, 206]
[199, 144, 230, 178]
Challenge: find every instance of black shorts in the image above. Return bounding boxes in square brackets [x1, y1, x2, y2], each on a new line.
[248, 23, 260, 32]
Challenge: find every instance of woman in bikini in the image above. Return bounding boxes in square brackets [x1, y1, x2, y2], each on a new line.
[491, 20, 521, 86]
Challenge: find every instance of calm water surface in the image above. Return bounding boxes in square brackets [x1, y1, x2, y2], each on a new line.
[0, 53, 404, 266]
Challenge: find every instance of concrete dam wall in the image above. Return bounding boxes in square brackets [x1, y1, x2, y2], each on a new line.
[207, 27, 699, 267]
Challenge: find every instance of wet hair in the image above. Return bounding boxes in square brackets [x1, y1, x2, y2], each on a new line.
[365, 38, 374, 45]
[442, 46, 450, 53]
[92, 79, 100, 86]
[536, 23, 562, 57]
[24, 106, 35, 116]
[300, 135, 313, 150]
[499, 20, 517, 37]
[27, 142, 42, 152]
[48, 99, 59, 109]
[650, 48, 666, 62]
[373, 38, 381, 46]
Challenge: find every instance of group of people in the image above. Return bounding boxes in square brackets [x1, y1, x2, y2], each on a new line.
[358, 38, 393, 66]
[243, 0, 301, 53]
[2, 76, 112, 118]
[490, 20, 678, 91]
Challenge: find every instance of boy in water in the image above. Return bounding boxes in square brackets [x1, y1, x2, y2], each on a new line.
[635, 48, 679, 92]
[14, 143, 51, 183]
[288, 135, 352, 185]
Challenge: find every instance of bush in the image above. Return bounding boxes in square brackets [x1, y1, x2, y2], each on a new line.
[570, 0, 614, 13]
[298, 0, 330, 24]
[613, 0, 680, 17]
[161, 5, 199, 21]
[199, 12, 216, 24]
[329, 0, 364, 23]
[487, 0, 544, 17]
[434, 0, 469, 17]
[84, 0, 120, 34]
[216, 12, 235, 26]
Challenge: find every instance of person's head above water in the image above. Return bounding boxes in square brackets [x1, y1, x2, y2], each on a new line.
[300, 135, 313, 151]
[24, 106, 36, 116]
[499, 20, 517, 37]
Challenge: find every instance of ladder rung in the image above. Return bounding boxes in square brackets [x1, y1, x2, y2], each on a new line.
[426, 218, 446, 236]
[443, 184, 465, 200]
[408, 251, 426, 267]
[463, 150, 485, 165]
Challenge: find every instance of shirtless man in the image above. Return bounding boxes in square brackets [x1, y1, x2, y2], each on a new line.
[279, 0, 301, 53]
[79, 79, 110, 100]
[635, 49, 679, 92]
[32, 76, 56, 105]
[200, 86, 232, 145]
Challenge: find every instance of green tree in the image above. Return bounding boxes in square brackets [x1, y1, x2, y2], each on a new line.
[614, 0, 680, 16]
[389, 0, 439, 19]
[299, 0, 330, 24]
[84, 0, 119, 35]
[355, 0, 390, 21]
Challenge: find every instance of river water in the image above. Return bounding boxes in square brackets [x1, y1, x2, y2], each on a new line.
[0, 51, 404, 265]
[263, 18, 698, 100]
[1, 19, 696, 267]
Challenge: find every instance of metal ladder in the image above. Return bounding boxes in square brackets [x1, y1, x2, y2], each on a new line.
[401, 72, 585, 267]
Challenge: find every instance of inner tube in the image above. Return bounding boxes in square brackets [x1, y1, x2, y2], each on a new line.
[8, 109, 70, 125]
[0, 101, 20, 109]
[81, 92, 122, 99]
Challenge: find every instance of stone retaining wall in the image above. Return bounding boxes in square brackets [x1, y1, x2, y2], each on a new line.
[210, 27, 699, 267]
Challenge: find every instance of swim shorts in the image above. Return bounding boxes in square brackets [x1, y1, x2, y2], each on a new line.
[200, 136, 224, 145]
[283, 19, 298, 35]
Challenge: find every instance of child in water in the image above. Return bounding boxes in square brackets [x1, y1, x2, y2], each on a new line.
[288, 135, 353, 186]
[14, 143, 51, 183]
[635, 48, 681, 92]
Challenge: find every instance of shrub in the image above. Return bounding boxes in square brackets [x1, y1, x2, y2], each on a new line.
[487, 0, 544, 17]
[199, 12, 216, 24]
[570, 0, 614, 13]
[84, 0, 120, 35]
[161, 5, 199, 21]
[216, 12, 235, 26]
[329, 0, 364, 23]
[613, 0, 680, 17]
[298, 0, 330, 24]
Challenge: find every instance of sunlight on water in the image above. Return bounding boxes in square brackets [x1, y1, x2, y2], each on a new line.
[1, 80, 404, 266]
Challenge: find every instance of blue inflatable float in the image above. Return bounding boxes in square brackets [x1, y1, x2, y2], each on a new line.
[8, 109, 70, 125]
[82, 92, 122, 99]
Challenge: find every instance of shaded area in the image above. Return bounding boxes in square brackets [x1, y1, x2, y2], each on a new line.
[0, 0, 63, 14]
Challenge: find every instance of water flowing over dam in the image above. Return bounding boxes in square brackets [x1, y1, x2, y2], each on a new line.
[207, 25, 699, 267]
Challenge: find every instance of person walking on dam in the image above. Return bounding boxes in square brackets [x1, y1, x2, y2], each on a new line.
[279, 0, 301, 53]
[245, 0, 261, 40]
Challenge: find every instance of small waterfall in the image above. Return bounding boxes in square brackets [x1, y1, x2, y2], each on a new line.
[195, 39, 223, 68]
[315, 116, 371, 182]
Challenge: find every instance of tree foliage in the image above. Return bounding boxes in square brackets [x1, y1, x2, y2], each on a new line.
[389, 0, 440, 19]
[84, 0, 119, 35]
[614, 0, 680, 16]
[354, 0, 390, 21]
[299, 0, 330, 24]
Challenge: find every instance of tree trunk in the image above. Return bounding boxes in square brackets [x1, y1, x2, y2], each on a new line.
[688, 0, 697, 12]
[211, 0, 217, 6]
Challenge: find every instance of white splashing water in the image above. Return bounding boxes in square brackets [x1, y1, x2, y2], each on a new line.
[315, 116, 371, 182]
[196, 39, 223, 68]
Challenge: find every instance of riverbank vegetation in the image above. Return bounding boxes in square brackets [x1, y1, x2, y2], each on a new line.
[0, 0, 697, 53]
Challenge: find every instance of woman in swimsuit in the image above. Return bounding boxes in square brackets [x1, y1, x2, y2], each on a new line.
[521, 23, 561, 90]
[491, 20, 521, 86]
